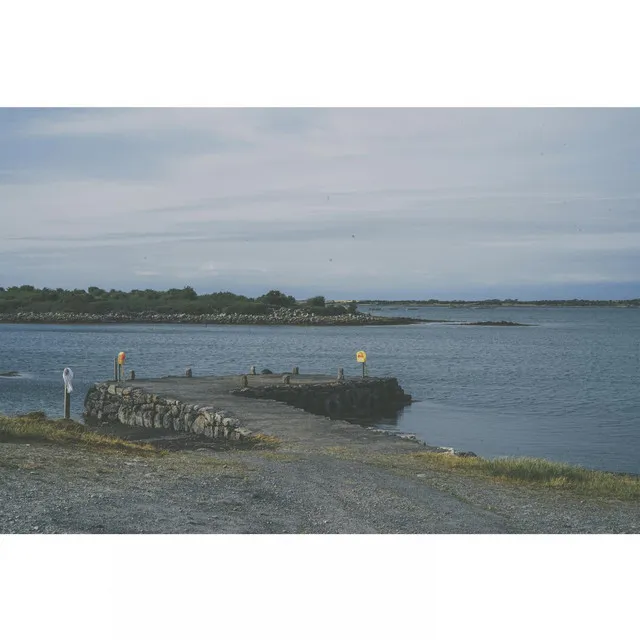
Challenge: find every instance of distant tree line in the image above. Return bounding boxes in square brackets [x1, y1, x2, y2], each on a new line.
[358, 298, 640, 307]
[0, 286, 359, 316]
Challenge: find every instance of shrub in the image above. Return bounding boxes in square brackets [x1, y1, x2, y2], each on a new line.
[306, 295, 326, 308]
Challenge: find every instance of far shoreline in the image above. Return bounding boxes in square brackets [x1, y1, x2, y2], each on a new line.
[362, 302, 640, 309]
[0, 312, 530, 328]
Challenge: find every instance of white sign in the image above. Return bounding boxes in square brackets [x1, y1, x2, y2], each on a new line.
[63, 367, 74, 393]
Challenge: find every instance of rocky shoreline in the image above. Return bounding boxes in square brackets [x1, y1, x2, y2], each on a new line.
[0, 310, 528, 326]
[0, 310, 425, 326]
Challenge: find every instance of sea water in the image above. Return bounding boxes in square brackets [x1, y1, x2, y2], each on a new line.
[1, 306, 639, 474]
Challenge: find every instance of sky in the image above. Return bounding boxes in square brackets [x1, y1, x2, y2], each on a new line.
[1, 107, 639, 300]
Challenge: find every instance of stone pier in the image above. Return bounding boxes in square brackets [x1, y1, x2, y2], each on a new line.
[83, 374, 412, 444]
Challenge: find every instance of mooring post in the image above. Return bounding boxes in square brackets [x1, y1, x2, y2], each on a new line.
[114, 357, 118, 381]
[337, 367, 344, 381]
[129, 370, 136, 381]
[250, 365, 256, 375]
[63, 387, 70, 419]
[185, 367, 192, 378]
[292, 366, 299, 375]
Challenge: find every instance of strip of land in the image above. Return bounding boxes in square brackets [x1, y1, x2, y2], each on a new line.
[0, 286, 529, 325]
[0, 311, 528, 326]
[360, 299, 640, 307]
[0, 310, 422, 326]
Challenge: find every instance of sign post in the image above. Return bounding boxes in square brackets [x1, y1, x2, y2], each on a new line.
[356, 350, 367, 378]
[62, 367, 74, 419]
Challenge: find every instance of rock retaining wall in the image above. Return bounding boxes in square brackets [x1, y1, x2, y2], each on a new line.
[84, 382, 252, 441]
[231, 377, 412, 421]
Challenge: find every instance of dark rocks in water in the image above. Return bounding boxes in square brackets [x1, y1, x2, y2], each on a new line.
[0, 371, 20, 377]
[261, 368, 273, 375]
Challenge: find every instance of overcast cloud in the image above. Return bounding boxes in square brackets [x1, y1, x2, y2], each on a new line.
[1, 108, 639, 299]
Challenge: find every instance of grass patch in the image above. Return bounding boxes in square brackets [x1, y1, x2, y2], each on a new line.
[0, 413, 163, 456]
[252, 451, 305, 463]
[323, 445, 640, 501]
[163, 451, 248, 476]
[247, 433, 281, 449]
[385, 452, 640, 500]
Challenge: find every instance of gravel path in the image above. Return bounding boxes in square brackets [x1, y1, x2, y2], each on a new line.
[2, 435, 638, 533]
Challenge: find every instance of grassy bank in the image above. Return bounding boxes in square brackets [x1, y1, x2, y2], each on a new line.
[391, 451, 640, 500]
[0, 412, 162, 456]
[326, 447, 640, 500]
[0, 412, 280, 453]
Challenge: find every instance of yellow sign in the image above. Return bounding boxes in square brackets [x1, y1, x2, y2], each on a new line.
[356, 350, 367, 363]
[118, 351, 126, 365]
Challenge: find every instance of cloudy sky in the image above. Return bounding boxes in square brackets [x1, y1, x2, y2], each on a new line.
[1, 108, 639, 300]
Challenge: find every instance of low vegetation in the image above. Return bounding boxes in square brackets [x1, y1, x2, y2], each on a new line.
[0, 412, 281, 455]
[0, 285, 359, 316]
[247, 433, 282, 449]
[0, 412, 162, 456]
[392, 451, 640, 500]
[325, 446, 640, 500]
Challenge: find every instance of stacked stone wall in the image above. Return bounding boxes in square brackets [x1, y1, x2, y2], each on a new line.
[84, 383, 252, 441]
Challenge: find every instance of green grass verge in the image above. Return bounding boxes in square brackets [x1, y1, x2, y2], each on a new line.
[0, 412, 162, 456]
[324, 446, 640, 500]
[412, 452, 640, 499]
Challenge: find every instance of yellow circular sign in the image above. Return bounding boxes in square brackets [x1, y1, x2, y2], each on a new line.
[356, 350, 367, 363]
[118, 352, 126, 364]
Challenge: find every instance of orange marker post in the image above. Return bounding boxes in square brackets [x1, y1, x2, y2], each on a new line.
[117, 352, 126, 381]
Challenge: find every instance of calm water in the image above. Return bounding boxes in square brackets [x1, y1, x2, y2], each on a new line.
[1, 306, 639, 474]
